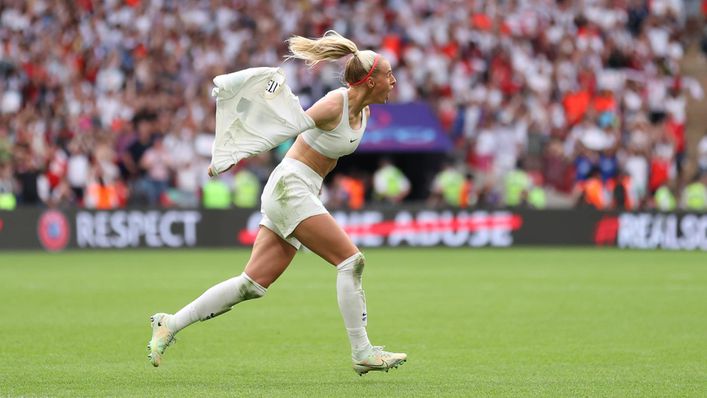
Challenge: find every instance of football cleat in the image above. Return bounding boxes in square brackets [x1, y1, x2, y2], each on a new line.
[352, 346, 407, 376]
[147, 313, 176, 367]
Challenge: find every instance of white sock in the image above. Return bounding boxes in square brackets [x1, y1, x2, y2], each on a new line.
[336, 252, 373, 358]
[168, 272, 266, 333]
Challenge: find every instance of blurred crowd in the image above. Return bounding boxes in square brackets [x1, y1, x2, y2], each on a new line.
[1, 0, 706, 212]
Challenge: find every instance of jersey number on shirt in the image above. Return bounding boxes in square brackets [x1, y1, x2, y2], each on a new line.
[265, 80, 280, 94]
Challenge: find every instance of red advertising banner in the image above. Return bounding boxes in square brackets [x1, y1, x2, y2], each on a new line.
[1, 208, 705, 251]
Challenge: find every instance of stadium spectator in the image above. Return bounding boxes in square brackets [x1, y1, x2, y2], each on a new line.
[123, 117, 155, 205]
[12, 144, 41, 206]
[372, 159, 410, 204]
[526, 181, 548, 209]
[325, 174, 351, 210]
[575, 167, 608, 210]
[327, 173, 366, 210]
[46, 179, 77, 208]
[623, 144, 650, 207]
[428, 161, 469, 208]
[84, 176, 121, 210]
[66, 139, 89, 204]
[201, 177, 230, 210]
[608, 170, 635, 210]
[504, 160, 532, 208]
[542, 137, 573, 194]
[681, 172, 707, 211]
[232, 167, 261, 208]
[139, 135, 172, 206]
[168, 157, 203, 208]
[698, 133, 707, 174]
[648, 130, 677, 194]
[654, 183, 677, 211]
[0, 162, 16, 210]
[164, 123, 204, 208]
[468, 116, 497, 175]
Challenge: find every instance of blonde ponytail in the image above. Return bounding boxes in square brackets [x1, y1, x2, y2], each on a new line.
[287, 30, 357, 66]
[287, 30, 380, 86]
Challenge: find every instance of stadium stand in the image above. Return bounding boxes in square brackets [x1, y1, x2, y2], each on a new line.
[0, 0, 705, 210]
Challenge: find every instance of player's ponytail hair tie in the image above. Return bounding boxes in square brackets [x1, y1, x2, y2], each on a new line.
[349, 54, 380, 87]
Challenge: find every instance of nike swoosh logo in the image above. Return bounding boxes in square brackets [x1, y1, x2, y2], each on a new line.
[350, 138, 358, 143]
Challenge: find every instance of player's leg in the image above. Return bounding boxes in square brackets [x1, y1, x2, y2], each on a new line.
[292, 213, 358, 265]
[292, 214, 407, 374]
[243, 226, 299, 288]
[147, 226, 296, 367]
[169, 226, 296, 329]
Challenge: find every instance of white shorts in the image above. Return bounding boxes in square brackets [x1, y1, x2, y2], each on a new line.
[260, 157, 327, 249]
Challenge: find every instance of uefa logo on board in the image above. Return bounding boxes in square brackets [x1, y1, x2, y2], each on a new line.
[37, 210, 70, 251]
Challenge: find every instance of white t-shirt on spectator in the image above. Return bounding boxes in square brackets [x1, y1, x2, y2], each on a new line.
[650, 0, 684, 19]
[596, 69, 624, 93]
[664, 94, 686, 123]
[647, 27, 670, 57]
[394, 69, 417, 102]
[474, 127, 496, 157]
[698, 136, 707, 171]
[654, 139, 675, 160]
[142, 148, 171, 182]
[646, 78, 667, 112]
[1, 90, 21, 114]
[96, 93, 122, 128]
[628, 127, 652, 152]
[565, 122, 592, 157]
[95, 66, 124, 93]
[623, 89, 643, 113]
[463, 105, 482, 139]
[494, 124, 521, 177]
[585, 5, 626, 30]
[176, 162, 201, 193]
[486, 87, 503, 109]
[67, 154, 89, 189]
[668, 41, 684, 61]
[164, 131, 196, 167]
[624, 154, 649, 199]
[577, 33, 603, 53]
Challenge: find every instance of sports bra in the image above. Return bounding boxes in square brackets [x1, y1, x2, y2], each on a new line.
[301, 88, 366, 159]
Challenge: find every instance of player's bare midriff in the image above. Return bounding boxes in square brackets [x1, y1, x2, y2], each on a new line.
[285, 136, 338, 178]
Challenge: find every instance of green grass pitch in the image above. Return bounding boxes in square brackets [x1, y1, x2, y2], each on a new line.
[0, 248, 705, 397]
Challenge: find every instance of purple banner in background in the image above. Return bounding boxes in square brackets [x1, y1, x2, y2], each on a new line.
[359, 103, 453, 152]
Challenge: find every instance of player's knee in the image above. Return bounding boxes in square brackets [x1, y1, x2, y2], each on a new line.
[354, 252, 365, 276]
[355, 251, 365, 267]
[336, 251, 365, 272]
[240, 272, 267, 301]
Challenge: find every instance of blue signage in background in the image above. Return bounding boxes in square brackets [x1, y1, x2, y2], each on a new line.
[360, 102, 453, 152]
